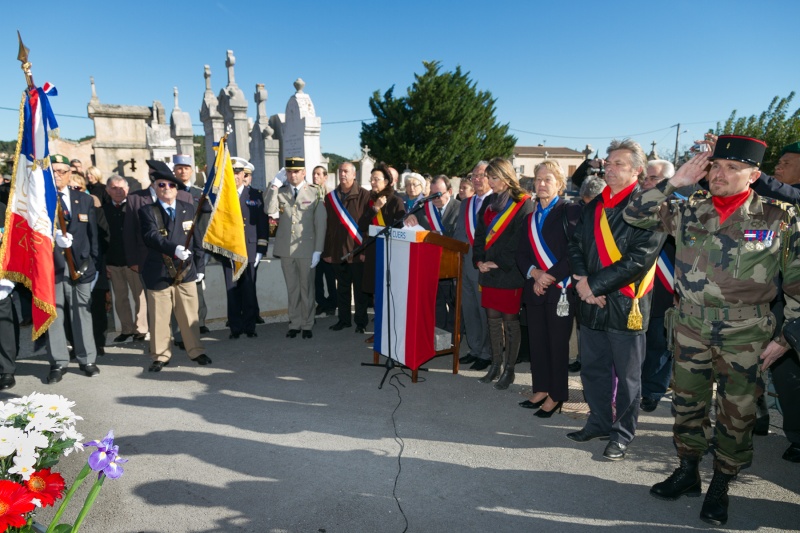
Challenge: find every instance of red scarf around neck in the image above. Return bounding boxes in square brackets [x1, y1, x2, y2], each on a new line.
[712, 189, 750, 223]
[600, 180, 638, 208]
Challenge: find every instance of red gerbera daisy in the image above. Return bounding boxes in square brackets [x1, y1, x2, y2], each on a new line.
[0, 479, 37, 529]
[25, 468, 66, 507]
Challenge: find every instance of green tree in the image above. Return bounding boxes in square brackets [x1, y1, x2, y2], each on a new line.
[715, 92, 800, 175]
[360, 61, 516, 176]
[323, 152, 348, 172]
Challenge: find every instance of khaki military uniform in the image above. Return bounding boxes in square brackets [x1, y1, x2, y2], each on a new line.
[624, 183, 800, 474]
[264, 182, 327, 331]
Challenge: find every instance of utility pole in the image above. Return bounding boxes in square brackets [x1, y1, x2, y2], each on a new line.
[673, 123, 680, 166]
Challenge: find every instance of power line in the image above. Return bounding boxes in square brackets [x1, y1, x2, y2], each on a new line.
[0, 106, 91, 120]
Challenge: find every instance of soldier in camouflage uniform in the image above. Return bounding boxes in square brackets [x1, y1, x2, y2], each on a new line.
[624, 135, 800, 526]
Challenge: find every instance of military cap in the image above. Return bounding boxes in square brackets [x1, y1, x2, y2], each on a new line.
[711, 135, 767, 167]
[231, 157, 248, 170]
[285, 157, 305, 170]
[50, 154, 70, 165]
[146, 160, 181, 186]
[243, 162, 255, 175]
[172, 154, 193, 167]
[781, 141, 800, 156]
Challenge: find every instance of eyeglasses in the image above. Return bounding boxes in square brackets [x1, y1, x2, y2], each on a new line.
[157, 182, 177, 189]
[53, 169, 70, 176]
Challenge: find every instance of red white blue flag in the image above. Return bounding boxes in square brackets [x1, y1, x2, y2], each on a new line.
[0, 84, 59, 339]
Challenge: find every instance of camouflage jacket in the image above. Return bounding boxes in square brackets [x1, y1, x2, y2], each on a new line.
[624, 180, 800, 347]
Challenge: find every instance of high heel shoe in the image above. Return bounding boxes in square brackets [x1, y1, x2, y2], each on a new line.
[534, 401, 563, 418]
[519, 398, 546, 409]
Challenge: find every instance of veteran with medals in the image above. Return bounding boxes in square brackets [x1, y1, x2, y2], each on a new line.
[265, 157, 327, 338]
[624, 135, 800, 526]
[473, 158, 534, 389]
[515, 161, 581, 417]
[139, 166, 211, 372]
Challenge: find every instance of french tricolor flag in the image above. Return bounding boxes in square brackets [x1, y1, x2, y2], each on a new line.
[372, 226, 441, 370]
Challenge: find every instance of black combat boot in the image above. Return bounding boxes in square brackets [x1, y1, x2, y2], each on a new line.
[479, 318, 504, 383]
[699, 470, 734, 526]
[650, 457, 701, 500]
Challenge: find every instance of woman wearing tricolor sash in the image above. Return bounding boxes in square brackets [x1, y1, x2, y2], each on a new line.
[473, 158, 534, 389]
[516, 161, 581, 417]
[359, 164, 405, 342]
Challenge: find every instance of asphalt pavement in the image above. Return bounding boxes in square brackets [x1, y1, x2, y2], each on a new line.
[5, 312, 799, 533]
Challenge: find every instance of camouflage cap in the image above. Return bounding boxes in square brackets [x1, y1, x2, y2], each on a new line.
[781, 141, 800, 156]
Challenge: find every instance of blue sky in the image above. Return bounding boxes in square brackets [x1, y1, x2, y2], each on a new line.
[1, 0, 798, 163]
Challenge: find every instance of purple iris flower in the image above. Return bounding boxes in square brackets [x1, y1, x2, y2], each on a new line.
[84, 430, 128, 478]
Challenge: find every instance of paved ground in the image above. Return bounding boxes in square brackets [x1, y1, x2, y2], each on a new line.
[5, 312, 799, 533]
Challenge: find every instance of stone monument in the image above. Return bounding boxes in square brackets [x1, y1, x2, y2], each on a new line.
[87, 77, 152, 186]
[145, 100, 177, 163]
[248, 84, 280, 190]
[271, 78, 325, 181]
[199, 65, 225, 171]
[356, 145, 375, 188]
[170, 87, 194, 161]
[216, 50, 249, 160]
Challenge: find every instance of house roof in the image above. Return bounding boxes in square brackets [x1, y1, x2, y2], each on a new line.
[513, 146, 585, 158]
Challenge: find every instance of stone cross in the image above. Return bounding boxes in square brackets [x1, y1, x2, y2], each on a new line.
[204, 65, 212, 91]
[90, 76, 97, 100]
[173, 87, 180, 110]
[362, 145, 370, 158]
[226, 50, 236, 86]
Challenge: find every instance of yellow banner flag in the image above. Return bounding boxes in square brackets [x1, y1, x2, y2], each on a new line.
[202, 137, 248, 281]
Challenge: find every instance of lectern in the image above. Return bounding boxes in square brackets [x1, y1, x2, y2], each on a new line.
[370, 226, 469, 382]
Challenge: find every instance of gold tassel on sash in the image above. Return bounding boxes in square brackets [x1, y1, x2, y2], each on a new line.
[627, 297, 643, 330]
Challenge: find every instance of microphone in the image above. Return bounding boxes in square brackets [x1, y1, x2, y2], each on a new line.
[420, 191, 442, 203]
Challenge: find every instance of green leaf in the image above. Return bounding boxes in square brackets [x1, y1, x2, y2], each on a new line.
[52, 524, 72, 533]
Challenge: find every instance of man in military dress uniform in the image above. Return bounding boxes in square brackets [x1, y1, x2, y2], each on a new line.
[624, 136, 800, 526]
[223, 157, 269, 339]
[265, 157, 327, 338]
[47, 154, 101, 383]
[139, 166, 211, 371]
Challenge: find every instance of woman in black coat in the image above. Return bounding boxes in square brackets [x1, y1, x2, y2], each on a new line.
[516, 161, 581, 417]
[473, 158, 534, 389]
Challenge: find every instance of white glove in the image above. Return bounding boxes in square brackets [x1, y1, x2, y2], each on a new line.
[310, 251, 321, 269]
[0, 279, 14, 301]
[271, 168, 287, 188]
[174, 245, 192, 261]
[255, 253, 263, 265]
[196, 273, 205, 282]
[55, 230, 73, 248]
[90, 272, 99, 291]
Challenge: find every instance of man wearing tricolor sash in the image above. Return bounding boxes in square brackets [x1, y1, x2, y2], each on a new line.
[453, 162, 494, 371]
[625, 136, 800, 526]
[323, 162, 371, 334]
[567, 139, 664, 462]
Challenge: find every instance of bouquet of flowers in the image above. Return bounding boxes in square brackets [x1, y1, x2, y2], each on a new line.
[0, 393, 126, 533]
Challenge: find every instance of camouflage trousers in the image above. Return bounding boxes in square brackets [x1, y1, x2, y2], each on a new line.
[671, 312, 774, 475]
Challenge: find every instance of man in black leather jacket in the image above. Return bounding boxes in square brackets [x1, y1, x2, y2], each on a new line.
[567, 139, 665, 461]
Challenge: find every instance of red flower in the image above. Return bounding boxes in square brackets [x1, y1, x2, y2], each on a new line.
[0, 479, 36, 529]
[25, 469, 66, 507]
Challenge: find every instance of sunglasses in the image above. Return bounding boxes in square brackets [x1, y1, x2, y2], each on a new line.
[157, 182, 177, 189]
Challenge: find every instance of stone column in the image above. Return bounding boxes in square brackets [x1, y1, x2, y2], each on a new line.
[217, 50, 249, 160]
[276, 78, 324, 182]
[170, 87, 194, 159]
[248, 84, 280, 190]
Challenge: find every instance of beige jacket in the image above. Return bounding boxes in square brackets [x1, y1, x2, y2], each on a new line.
[264, 182, 327, 258]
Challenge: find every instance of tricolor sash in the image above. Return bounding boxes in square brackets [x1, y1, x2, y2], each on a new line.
[593, 206, 656, 330]
[528, 214, 571, 289]
[465, 196, 479, 245]
[328, 190, 363, 245]
[370, 200, 386, 226]
[425, 201, 444, 234]
[655, 249, 674, 293]
[485, 195, 530, 250]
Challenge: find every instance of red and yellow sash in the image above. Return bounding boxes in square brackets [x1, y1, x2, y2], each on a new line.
[593, 205, 656, 330]
[485, 195, 530, 250]
[369, 200, 386, 226]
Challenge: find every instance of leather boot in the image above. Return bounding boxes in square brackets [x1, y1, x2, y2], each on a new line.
[479, 318, 504, 383]
[700, 470, 734, 526]
[495, 319, 520, 390]
[650, 457, 701, 500]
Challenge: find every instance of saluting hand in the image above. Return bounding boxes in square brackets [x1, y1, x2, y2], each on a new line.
[669, 151, 711, 188]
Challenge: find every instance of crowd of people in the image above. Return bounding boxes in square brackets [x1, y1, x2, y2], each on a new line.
[1, 136, 799, 527]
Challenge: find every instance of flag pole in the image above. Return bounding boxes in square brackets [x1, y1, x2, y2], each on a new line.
[17, 32, 80, 281]
[171, 134, 226, 286]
